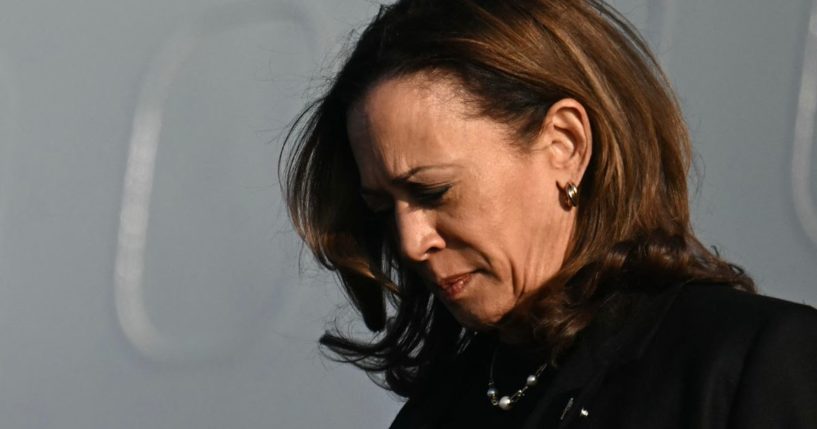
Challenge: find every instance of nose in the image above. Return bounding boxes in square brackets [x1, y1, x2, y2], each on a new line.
[393, 201, 445, 262]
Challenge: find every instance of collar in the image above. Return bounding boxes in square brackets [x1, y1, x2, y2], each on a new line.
[390, 281, 686, 429]
[587, 280, 686, 366]
[519, 281, 686, 429]
[548, 280, 686, 391]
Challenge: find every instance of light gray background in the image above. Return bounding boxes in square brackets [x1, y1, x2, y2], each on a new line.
[0, 0, 814, 428]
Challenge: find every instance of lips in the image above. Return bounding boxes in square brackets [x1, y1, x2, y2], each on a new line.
[437, 272, 473, 300]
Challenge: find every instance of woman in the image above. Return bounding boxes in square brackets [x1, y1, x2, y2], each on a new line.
[283, 0, 817, 427]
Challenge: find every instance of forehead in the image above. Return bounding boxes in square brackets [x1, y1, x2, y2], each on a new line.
[346, 75, 512, 183]
[347, 75, 466, 151]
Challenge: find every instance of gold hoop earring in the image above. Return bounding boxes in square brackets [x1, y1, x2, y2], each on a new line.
[565, 182, 579, 208]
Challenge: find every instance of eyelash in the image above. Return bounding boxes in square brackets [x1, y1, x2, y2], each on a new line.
[412, 185, 450, 207]
[366, 185, 451, 217]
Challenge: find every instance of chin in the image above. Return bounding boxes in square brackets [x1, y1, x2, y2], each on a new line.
[444, 304, 506, 332]
[435, 274, 516, 330]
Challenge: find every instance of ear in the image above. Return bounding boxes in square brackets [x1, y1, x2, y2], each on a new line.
[536, 98, 593, 187]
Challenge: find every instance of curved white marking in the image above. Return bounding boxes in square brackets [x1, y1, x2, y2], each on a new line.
[115, 1, 327, 362]
[793, 0, 817, 248]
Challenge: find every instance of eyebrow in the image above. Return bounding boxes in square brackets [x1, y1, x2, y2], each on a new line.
[360, 164, 455, 196]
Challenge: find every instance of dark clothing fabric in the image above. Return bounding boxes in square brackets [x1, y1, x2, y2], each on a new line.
[389, 282, 817, 428]
[436, 338, 556, 427]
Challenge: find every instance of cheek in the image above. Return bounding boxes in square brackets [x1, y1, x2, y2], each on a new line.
[481, 170, 566, 279]
[473, 169, 529, 220]
[451, 175, 539, 270]
[483, 171, 548, 239]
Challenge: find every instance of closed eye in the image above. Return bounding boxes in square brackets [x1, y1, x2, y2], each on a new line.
[360, 183, 452, 217]
[409, 184, 451, 207]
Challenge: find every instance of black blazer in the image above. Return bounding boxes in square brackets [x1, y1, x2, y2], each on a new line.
[389, 282, 817, 428]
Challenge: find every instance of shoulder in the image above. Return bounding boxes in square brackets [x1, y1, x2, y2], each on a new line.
[659, 283, 817, 397]
[595, 283, 817, 427]
[600, 281, 817, 364]
[669, 282, 817, 334]
[622, 281, 817, 379]
[664, 283, 817, 427]
[655, 282, 817, 354]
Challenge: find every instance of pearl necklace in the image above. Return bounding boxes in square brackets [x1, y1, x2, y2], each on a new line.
[486, 347, 549, 411]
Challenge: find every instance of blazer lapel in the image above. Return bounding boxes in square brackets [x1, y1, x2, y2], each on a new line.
[390, 281, 687, 429]
[522, 281, 686, 429]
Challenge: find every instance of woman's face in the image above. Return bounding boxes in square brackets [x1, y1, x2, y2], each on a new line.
[347, 74, 589, 334]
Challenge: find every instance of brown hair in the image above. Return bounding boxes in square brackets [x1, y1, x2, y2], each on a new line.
[282, 0, 754, 398]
